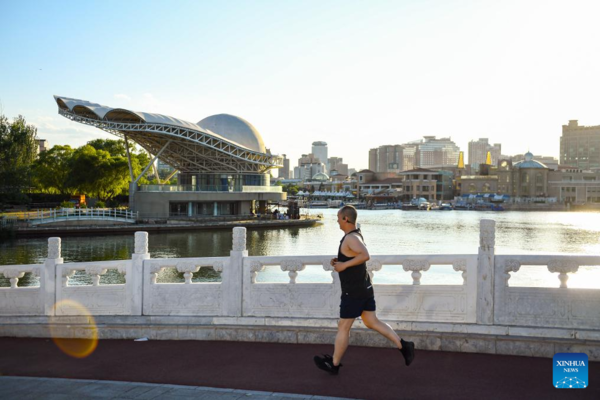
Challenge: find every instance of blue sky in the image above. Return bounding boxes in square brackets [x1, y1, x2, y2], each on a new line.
[1, 0, 600, 170]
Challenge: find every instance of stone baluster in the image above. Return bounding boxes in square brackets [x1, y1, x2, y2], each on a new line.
[149, 263, 164, 284]
[502, 259, 521, 286]
[402, 259, 430, 285]
[322, 258, 337, 282]
[547, 260, 579, 288]
[366, 259, 383, 281]
[477, 219, 496, 325]
[452, 260, 468, 285]
[62, 269, 76, 287]
[3, 269, 25, 288]
[177, 261, 200, 284]
[249, 261, 265, 284]
[85, 266, 108, 286]
[280, 260, 305, 284]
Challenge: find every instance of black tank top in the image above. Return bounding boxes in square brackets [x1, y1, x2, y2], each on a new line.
[338, 229, 374, 299]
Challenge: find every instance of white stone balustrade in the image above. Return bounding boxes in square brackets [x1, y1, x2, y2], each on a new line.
[494, 255, 600, 329]
[0, 221, 598, 336]
[142, 258, 230, 316]
[55, 260, 133, 316]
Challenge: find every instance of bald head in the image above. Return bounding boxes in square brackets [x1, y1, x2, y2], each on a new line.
[339, 205, 358, 224]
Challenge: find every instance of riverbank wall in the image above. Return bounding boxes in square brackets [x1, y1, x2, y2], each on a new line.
[14, 218, 321, 238]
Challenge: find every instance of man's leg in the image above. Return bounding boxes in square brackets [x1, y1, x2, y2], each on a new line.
[360, 311, 402, 348]
[333, 318, 355, 366]
[361, 310, 415, 366]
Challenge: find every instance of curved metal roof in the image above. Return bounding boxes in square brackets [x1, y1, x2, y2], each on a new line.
[54, 96, 282, 174]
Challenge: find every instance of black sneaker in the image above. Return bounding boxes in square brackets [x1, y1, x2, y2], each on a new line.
[399, 339, 415, 366]
[313, 354, 342, 375]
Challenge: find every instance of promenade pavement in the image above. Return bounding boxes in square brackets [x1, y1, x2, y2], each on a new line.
[0, 337, 598, 400]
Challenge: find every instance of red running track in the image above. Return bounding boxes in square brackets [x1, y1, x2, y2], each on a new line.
[0, 338, 598, 400]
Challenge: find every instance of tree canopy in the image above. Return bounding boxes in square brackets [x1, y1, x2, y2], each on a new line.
[0, 115, 38, 193]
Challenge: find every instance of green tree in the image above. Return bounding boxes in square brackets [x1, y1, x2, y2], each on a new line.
[87, 138, 127, 157]
[0, 115, 38, 193]
[32, 145, 76, 195]
[282, 183, 300, 195]
[68, 145, 130, 201]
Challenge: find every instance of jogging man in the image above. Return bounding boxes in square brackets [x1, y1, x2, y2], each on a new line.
[314, 205, 415, 374]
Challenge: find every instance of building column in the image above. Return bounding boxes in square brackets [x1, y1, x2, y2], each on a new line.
[188, 202, 193, 217]
[214, 202, 218, 216]
[258, 200, 267, 214]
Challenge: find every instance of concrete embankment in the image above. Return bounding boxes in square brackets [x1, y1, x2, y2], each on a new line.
[15, 218, 321, 238]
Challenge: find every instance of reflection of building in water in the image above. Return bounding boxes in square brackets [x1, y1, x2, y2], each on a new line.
[54, 96, 285, 219]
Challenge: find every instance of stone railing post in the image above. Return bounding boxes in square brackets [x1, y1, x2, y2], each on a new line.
[477, 219, 495, 325]
[45, 237, 63, 316]
[131, 231, 149, 315]
[223, 227, 246, 317]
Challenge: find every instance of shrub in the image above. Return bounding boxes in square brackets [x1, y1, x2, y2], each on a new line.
[60, 201, 73, 208]
[95, 201, 106, 208]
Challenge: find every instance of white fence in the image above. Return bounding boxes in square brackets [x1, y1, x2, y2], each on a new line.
[1, 220, 599, 334]
[28, 208, 138, 225]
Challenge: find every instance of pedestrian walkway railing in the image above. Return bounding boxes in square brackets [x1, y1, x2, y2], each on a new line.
[1, 220, 599, 331]
[27, 208, 138, 225]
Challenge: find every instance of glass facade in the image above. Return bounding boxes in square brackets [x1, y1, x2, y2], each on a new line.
[178, 173, 270, 192]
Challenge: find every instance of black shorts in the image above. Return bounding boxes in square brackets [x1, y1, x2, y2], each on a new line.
[340, 295, 376, 319]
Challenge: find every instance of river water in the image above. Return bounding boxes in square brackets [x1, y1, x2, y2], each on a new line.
[1, 210, 599, 289]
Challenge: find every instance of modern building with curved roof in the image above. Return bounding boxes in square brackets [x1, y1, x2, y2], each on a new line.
[54, 96, 285, 218]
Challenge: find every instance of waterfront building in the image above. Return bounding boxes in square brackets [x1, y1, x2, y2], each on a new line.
[560, 120, 600, 170]
[398, 168, 442, 202]
[468, 138, 501, 171]
[458, 175, 499, 196]
[53, 96, 285, 218]
[311, 141, 328, 172]
[547, 167, 600, 204]
[511, 153, 558, 171]
[497, 152, 549, 197]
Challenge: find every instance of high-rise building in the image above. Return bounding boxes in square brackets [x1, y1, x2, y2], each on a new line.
[415, 136, 460, 168]
[367, 145, 404, 172]
[37, 139, 49, 154]
[312, 141, 328, 172]
[279, 154, 290, 179]
[468, 138, 501, 171]
[368, 148, 378, 171]
[328, 157, 348, 176]
[560, 120, 600, 170]
[295, 153, 325, 180]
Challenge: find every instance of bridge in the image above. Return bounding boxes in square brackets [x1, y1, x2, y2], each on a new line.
[26, 208, 138, 225]
[0, 220, 599, 398]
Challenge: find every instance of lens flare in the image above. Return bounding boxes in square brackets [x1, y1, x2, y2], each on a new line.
[49, 299, 98, 358]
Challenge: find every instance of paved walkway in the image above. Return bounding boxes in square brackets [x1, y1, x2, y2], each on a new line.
[0, 338, 598, 400]
[0, 376, 351, 399]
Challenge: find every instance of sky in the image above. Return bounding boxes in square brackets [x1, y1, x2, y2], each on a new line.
[1, 0, 600, 171]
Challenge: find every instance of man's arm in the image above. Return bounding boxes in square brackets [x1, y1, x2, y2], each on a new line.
[334, 235, 370, 272]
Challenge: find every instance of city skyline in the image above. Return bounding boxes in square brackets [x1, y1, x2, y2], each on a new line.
[1, 1, 600, 170]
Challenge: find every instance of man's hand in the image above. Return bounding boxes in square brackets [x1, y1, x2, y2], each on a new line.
[333, 261, 347, 272]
